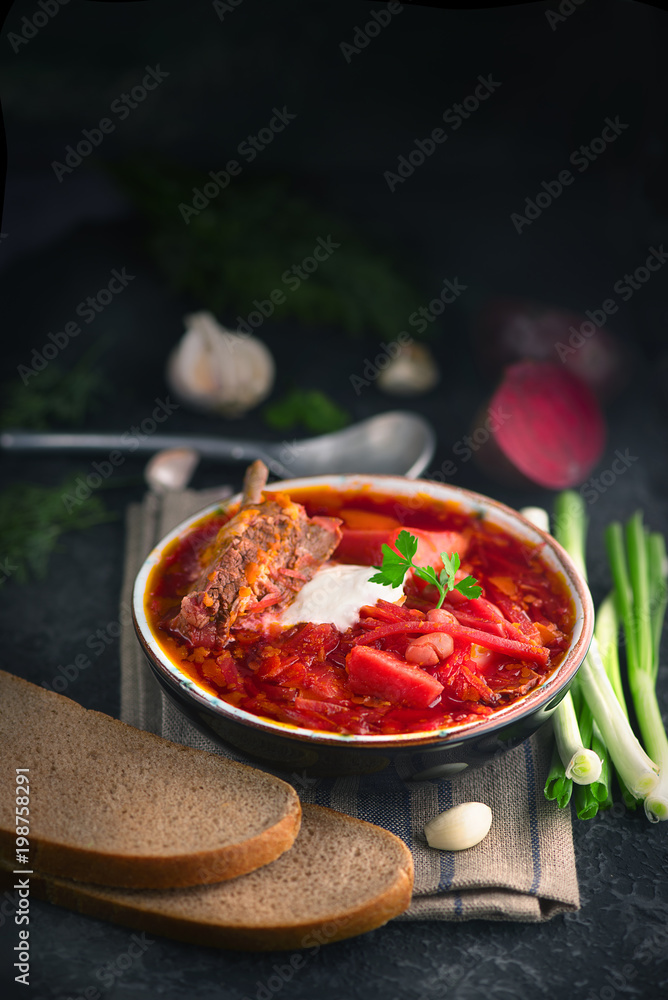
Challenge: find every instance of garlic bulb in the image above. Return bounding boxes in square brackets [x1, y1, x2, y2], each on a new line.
[166, 312, 275, 417]
[377, 343, 440, 396]
[424, 802, 493, 851]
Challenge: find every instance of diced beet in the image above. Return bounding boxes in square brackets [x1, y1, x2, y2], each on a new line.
[346, 646, 444, 709]
[335, 526, 467, 567]
[199, 651, 246, 692]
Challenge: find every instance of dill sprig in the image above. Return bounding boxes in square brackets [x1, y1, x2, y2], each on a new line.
[0, 479, 117, 585]
[263, 389, 350, 434]
[109, 160, 424, 339]
[1, 347, 110, 430]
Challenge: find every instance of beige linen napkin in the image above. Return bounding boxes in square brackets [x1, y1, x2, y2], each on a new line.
[120, 488, 580, 922]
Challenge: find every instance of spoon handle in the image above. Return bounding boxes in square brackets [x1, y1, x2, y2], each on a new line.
[0, 430, 284, 470]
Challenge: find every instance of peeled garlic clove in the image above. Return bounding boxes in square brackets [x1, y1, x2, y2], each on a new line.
[377, 342, 440, 396]
[166, 311, 275, 417]
[424, 802, 492, 851]
[144, 448, 200, 493]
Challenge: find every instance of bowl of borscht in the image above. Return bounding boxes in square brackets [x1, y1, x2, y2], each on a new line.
[133, 470, 594, 777]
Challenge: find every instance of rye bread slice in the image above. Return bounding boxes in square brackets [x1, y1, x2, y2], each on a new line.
[0, 805, 414, 950]
[0, 670, 300, 889]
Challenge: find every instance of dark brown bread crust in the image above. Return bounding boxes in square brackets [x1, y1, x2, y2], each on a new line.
[0, 797, 302, 891]
[0, 806, 414, 951]
[0, 670, 301, 889]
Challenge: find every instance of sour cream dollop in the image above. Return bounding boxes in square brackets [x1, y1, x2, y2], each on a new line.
[272, 563, 403, 632]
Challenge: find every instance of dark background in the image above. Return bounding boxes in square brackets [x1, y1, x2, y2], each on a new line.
[1, 1, 667, 998]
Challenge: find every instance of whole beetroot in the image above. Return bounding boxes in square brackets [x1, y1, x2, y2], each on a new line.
[472, 360, 606, 490]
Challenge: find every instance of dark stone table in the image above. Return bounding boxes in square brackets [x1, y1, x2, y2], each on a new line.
[1, 1, 667, 996]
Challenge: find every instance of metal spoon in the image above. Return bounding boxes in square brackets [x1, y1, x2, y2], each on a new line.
[1, 411, 436, 479]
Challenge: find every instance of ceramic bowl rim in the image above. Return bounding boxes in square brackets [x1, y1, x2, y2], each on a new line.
[132, 474, 594, 749]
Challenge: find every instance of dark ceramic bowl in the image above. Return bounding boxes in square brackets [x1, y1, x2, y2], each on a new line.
[133, 475, 594, 778]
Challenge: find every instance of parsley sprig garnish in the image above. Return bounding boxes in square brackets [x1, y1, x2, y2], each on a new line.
[369, 529, 483, 608]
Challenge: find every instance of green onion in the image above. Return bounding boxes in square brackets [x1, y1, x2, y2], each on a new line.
[591, 722, 611, 804]
[648, 532, 667, 673]
[566, 676, 609, 819]
[574, 782, 600, 820]
[555, 493, 659, 805]
[579, 641, 658, 799]
[595, 595, 637, 810]
[605, 515, 668, 821]
[577, 693, 610, 805]
[626, 514, 654, 676]
[552, 689, 603, 784]
[521, 505, 603, 792]
[595, 595, 626, 707]
[544, 746, 573, 808]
